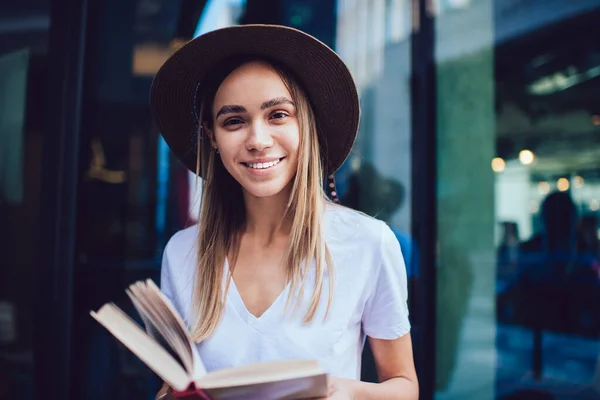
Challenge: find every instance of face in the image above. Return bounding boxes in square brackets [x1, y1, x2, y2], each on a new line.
[209, 61, 300, 199]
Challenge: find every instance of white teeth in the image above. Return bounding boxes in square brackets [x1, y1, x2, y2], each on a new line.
[247, 159, 281, 169]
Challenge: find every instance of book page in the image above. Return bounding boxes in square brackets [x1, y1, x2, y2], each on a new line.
[127, 288, 190, 372]
[203, 373, 329, 400]
[90, 303, 192, 392]
[127, 282, 194, 374]
[143, 279, 207, 378]
[196, 359, 324, 389]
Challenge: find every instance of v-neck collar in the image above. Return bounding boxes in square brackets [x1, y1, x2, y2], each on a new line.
[224, 258, 291, 330]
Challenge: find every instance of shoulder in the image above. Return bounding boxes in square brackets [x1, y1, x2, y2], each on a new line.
[163, 224, 199, 275]
[165, 224, 198, 254]
[160, 225, 198, 322]
[324, 203, 397, 255]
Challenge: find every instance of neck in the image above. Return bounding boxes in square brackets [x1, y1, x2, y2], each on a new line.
[242, 184, 293, 243]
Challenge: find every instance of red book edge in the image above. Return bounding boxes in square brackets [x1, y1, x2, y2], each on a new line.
[172, 384, 214, 400]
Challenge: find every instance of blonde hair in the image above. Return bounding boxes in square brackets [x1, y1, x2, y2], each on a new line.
[189, 59, 334, 342]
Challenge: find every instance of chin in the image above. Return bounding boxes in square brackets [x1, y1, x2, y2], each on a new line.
[243, 184, 289, 199]
[237, 177, 294, 199]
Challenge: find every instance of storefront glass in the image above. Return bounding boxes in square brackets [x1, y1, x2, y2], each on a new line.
[0, 2, 51, 398]
[434, 1, 600, 398]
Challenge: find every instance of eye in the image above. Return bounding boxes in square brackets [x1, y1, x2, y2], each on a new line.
[223, 118, 244, 127]
[270, 112, 289, 120]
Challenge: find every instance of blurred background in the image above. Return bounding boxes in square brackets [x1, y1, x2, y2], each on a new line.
[1, 0, 600, 399]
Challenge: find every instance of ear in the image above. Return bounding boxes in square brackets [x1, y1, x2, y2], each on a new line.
[202, 124, 218, 149]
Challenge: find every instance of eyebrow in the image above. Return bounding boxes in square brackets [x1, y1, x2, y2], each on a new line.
[215, 97, 294, 119]
[215, 105, 246, 119]
[260, 97, 294, 110]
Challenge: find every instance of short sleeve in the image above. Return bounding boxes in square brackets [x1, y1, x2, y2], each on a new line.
[160, 242, 175, 303]
[362, 223, 411, 339]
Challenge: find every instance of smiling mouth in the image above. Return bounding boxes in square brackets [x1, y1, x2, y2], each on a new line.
[242, 157, 285, 170]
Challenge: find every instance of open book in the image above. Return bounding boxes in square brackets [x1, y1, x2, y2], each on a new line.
[90, 279, 328, 400]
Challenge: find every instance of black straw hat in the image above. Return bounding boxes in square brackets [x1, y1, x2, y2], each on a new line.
[150, 24, 360, 175]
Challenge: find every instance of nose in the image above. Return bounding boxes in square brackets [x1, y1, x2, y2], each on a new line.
[245, 120, 274, 152]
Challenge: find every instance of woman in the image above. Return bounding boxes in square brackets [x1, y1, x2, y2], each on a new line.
[152, 25, 418, 399]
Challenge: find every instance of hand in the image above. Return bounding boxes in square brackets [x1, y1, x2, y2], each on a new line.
[314, 376, 355, 400]
[155, 382, 173, 400]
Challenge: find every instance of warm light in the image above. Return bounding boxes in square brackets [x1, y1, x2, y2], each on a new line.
[574, 176, 585, 188]
[593, 115, 600, 126]
[519, 150, 535, 165]
[491, 157, 505, 172]
[591, 200, 600, 211]
[557, 178, 570, 192]
[538, 181, 550, 195]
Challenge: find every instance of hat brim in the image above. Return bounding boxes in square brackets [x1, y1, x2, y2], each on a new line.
[150, 24, 359, 176]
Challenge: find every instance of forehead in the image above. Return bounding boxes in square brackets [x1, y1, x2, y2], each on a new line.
[213, 61, 291, 107]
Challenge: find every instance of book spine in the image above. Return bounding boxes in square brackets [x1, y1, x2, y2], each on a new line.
[172, 386, 213, 400]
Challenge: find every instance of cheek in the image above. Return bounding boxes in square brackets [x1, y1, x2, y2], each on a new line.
[214, 133, 240, 159]
[213, 141, 242, 176]
[281, 126, 301, 154]
[219, 148, 240, 173]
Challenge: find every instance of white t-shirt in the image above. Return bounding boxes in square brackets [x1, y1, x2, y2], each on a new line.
[160, 204, 411, 380]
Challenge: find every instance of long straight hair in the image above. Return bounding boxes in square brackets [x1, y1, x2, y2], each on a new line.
[189, 59, 334, 342]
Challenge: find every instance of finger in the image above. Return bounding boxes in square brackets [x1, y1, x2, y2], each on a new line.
[156, 382, 171, 400]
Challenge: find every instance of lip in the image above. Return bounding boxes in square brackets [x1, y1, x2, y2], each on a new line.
[241, 157, 285, 175]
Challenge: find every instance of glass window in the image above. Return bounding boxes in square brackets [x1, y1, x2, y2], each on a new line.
[435, 1, 600, 398]
[70, 1, 213, 399]
[335, 0, 415, 383]
[0, 1, 51, 399]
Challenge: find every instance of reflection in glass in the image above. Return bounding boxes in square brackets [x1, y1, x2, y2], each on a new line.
[335, 0, 415, 384]
[435, 0, 600, 398]
[0, 3, 50, 398]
